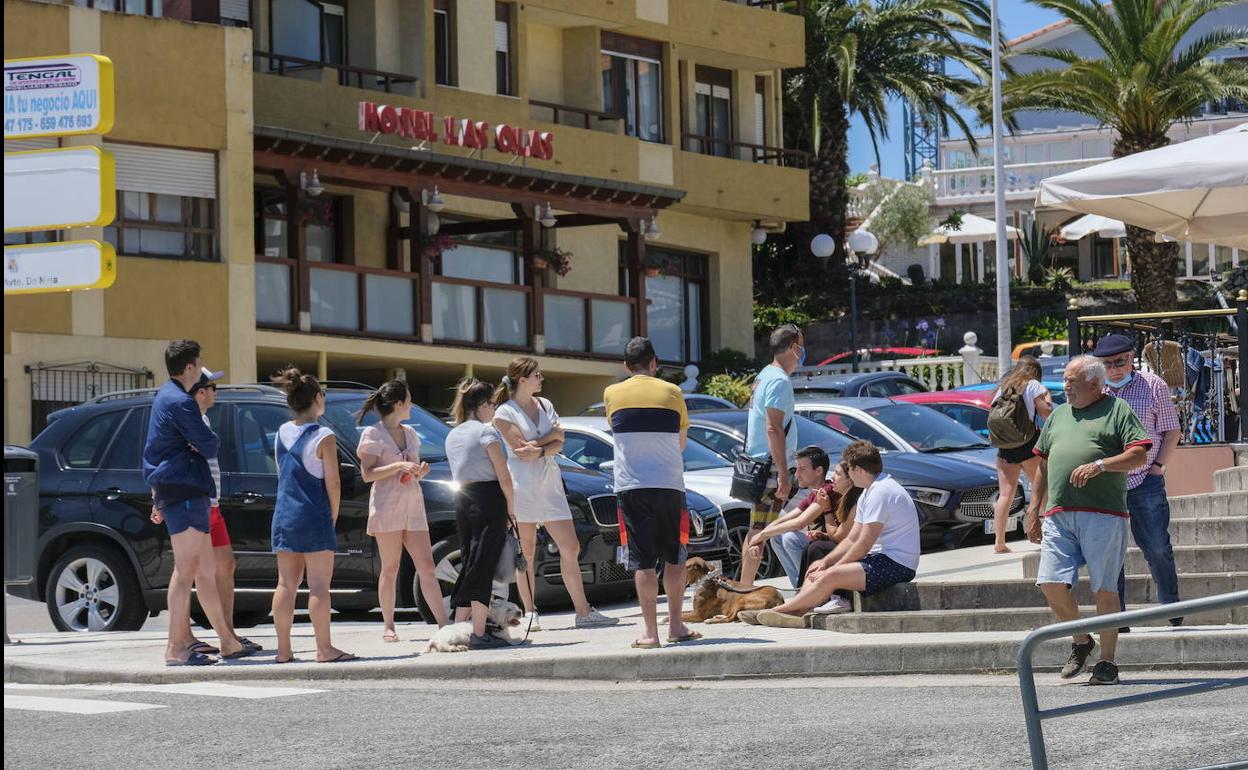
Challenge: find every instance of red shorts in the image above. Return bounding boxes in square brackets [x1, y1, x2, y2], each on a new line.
[209, 505, 231, 548]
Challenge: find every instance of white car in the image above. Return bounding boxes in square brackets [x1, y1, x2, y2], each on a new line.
[558, 416, 779, 579]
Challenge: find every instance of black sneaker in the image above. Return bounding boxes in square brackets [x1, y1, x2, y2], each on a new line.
[1168, 617, 1184, 627]
[1088, 660, 1120, 685]
[1118, 626, 1131, 633]
[468, 632, 513, 650]
[1060, 637, 1097, 679]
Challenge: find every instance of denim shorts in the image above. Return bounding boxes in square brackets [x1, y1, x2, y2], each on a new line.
[1035, 510, 1128, 593]
[160, 496, 212, 537]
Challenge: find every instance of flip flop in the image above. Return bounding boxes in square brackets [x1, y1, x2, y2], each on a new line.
[239, 637, 264, 652]
[318, 651, 360, 663]
[166, 651, 217, 667]
[220, 646, 257, 660]
[756, 610, 806, 629]
[274, 655, 299, 664]
[630, 640, 662, 649]
[382, 630, 400, 643]
[187, 642, 219, 655]
[666, 631, 703, 644]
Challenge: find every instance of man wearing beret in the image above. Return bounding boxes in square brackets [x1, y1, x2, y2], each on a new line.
[1094, 334, 1183, 627]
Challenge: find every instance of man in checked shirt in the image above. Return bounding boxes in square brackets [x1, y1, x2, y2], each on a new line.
[1093, 334, 1183, 627]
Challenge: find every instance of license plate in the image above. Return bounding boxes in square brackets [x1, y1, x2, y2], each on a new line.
[615, 545, 628, 564]
[984, 515, 1019, 535]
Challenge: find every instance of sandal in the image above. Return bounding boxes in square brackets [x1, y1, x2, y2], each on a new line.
[666, 631, 703, 644]
[187, 641, 219, 655]
[166, 651, 217, 667]
[630, 640, 662, 649]
[239, 637, 264, 652]
[382, 630, 400, 643]
[317, 651, 360, 663]
[220, 646, 257, 660]
[275, 655, 298, 664]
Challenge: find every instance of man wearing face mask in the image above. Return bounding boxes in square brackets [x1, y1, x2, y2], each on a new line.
[737, 324, 804, 586]
[1093, 334, 1183, 625]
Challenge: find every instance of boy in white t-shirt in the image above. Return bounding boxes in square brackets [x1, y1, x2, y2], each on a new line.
[754, 441, 920, 628]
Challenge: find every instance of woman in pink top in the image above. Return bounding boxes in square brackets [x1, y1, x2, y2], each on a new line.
[356, 380, 448, 640]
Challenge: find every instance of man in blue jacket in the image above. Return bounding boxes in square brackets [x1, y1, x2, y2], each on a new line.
[144, 339, 251, 666]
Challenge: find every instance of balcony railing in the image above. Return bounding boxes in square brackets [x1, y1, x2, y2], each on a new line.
[529, 100, 624, 132]
[682, 133, 812, 168]
[432, 276, 531, 349]
[256, 257, 422, 339]
[542, 290, 636, 356]
[253, 50, 418, 94]
[722, 0, 806, 12]
[933, 157, 1110, 202]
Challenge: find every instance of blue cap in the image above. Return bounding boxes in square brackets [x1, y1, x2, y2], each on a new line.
[1092, 334, 1134, 357]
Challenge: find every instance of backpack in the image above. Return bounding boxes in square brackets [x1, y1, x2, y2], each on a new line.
[987, 387, 1037, 449]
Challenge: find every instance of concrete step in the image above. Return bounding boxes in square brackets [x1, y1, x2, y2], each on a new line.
[811, 604, 1248, 633]
[1169, 490, 1248, 520]
[1215, 465, 1248, 492]
[1168, 516, 1247, 546]
[860, 572, 1248, 612]
[1021, 545, 1248, 580]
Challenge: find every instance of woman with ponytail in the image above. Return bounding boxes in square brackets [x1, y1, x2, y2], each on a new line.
[357, 379, 447, 640]
[443, 378, 516, 649]
[492, 357, 618, 630]
[269, 367, 356, 663]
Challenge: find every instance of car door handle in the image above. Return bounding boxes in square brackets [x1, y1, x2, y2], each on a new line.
[240, 491, 266, 505]
[99, 487, 124, 502]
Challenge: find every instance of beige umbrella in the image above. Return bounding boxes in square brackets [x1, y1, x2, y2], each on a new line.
[919, 213, 1021, 245]
[1059, 214, 1126, 240]
[1037, 124, 1248, 248]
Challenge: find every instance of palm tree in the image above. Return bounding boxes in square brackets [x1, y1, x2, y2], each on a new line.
[790, 0, 996, 263]
[996, 0, 1248, 310]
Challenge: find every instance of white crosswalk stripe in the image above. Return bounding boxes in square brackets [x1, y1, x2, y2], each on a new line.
[4, 682, 324, 715]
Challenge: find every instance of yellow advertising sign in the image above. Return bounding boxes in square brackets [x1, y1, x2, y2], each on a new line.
[4, 54, 115, 139]
[4, 240, 116, 295]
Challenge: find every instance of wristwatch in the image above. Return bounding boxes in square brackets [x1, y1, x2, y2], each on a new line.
[1094, 459, 1105, 472]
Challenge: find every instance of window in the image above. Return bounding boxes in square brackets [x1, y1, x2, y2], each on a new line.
[74, 0, 163, 16]
[693, 65, 733, 157]
[495, 3, 513, 96]
[808, 410, 895, 449]
[435, 0, 456, 86]
[234, 404, 288, 475]
[103, 191, 216, 261]
[754, 76, 767, 151]
[620, 246, 708, 363]
[62, 411, 128, 469]
[271, 0, 323, 61]
[562, 433, 615, 472]
[4, 230, 60, 246]
[323, 3, 346, 66]
[601, 33, 664, 143]
[101, 409, 145, 470]
[254, 189, 346, 264]
[686, 425, 742, 460]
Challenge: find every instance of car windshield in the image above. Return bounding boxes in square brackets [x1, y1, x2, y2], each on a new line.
[865, 404, 989, 452]
[599, 430, 731, 472]
[321, 396, 451, 462]
[689, 413, 854, 455]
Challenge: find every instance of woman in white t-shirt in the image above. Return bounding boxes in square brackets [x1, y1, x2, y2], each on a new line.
[989, 357, 1053, 553]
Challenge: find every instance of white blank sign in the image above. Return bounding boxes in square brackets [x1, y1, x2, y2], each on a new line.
[3, 146, 114, 231]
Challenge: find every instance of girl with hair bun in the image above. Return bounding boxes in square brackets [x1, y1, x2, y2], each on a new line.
[443, 377, 517, 649]
[269, 366, 356, 663]
[356, 379, 448, 638]
[492, 357, 617, 630]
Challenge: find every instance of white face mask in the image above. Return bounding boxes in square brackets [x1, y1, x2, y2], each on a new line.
[1106, 372, 1133, 389]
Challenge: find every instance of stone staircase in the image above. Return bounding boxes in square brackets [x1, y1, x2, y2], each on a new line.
[813, 465, 1248, 633]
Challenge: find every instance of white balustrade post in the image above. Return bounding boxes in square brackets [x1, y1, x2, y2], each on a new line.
[960, 331, 983, 385]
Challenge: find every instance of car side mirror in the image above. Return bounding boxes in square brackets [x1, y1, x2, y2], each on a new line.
[598, 460, 615, 474]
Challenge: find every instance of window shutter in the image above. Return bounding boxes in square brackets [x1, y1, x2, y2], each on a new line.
[494, 20, 509, 53]
[103, 142, 217, 199]
[219, 0, 249, 22]
[754, 91, 765, 144]
[4, 138, 58, 152]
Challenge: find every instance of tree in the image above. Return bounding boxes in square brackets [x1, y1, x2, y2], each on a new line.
[993, 0, 1248, 310]
[789, 0, 995, 265]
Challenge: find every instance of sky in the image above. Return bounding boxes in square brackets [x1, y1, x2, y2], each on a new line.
[846, 0, 1065, 178]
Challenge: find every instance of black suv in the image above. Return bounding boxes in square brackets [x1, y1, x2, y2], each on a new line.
[14, 385, 728, 632]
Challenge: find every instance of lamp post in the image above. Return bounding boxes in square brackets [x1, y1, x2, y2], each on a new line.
[989, 0, 1012, 374]
[846, 228, 878, 373]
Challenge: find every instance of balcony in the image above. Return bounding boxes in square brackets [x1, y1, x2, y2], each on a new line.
[682, 133, 811, 168]
[932, 157, 1111, 207]
[253, 50, 417, 95]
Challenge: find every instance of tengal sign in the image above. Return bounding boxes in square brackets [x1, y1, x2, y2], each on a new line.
[359, 101, 555, 160]
[4, 54, 115, 139]
[4, 240, 116, 295]
[4, 146, 116, 232]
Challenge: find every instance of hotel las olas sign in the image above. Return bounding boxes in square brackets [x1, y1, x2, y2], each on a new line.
[359, 101, 555, 161]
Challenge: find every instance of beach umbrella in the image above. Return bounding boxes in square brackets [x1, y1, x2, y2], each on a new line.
[919, 213, 1021, 245]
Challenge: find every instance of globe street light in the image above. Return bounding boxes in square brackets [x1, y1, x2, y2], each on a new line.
[845, 227, 878, 373]
[810, 233, 836, 267]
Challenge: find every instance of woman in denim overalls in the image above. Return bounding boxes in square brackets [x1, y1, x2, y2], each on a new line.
[270, 367, 357, 664]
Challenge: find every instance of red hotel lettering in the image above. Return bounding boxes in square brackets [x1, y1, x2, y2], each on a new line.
[362, 102, 552, 159]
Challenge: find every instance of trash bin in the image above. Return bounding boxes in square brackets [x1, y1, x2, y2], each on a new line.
[4, 446, 39, 586]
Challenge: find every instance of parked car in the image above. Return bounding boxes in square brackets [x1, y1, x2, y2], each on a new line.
[557, 417, 743, 575]
[895, 389, 996, 438]
[13, 385, 724, 633]
[1011, 340, 1069, 360]
[953, 381, 1068, 406]
[683, 410, 1026, 550]
[790, 370, 929, 401]
[578, 393, 737, 417]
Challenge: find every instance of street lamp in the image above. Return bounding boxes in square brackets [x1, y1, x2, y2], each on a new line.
[810, 233, 836, 267]
[846, 228, 878, 373]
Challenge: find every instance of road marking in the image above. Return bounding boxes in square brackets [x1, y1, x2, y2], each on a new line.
[3, 695, 165, 715]
[5, 683, 323, 699]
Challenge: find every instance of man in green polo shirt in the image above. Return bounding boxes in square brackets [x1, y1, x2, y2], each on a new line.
[1026, 355, 1151, 686]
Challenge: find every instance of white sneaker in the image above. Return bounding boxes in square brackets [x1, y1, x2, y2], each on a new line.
[575, 608, 621, 628]
[526, 611, 542, 632]
[810, 595, 852, 615]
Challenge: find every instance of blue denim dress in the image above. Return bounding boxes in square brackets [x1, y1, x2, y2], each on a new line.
[271, 424, 338, 553]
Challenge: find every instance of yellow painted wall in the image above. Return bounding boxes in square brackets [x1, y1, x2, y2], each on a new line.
[3, 295, 73, 345]
[526, 23, 565, 105]
[2, 0, 70, 57]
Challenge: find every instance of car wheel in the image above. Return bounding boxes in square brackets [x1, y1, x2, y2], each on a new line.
[724, 513, 777, 581]
[45, 545, 147, 633]
[418, 532, 463, 623]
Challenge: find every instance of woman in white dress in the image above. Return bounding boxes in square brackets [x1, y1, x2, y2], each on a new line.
[492, 357, 618, 630]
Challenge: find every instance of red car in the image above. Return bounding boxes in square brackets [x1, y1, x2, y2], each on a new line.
[894, 389, 994, 439]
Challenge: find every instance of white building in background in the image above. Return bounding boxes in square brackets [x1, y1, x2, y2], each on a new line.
[872, 3, 1248, 285]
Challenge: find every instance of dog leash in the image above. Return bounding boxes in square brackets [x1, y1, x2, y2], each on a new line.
[709, 575, 773, 595]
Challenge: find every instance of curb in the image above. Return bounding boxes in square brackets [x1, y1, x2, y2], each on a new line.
[6, 631, 1246, 685]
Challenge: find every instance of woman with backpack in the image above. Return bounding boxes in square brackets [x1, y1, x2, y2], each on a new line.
[988, 356, 1053, 553]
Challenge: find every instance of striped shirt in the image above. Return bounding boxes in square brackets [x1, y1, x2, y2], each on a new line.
[1104, 370, 1179, 490]
[603, 375, 689, 493]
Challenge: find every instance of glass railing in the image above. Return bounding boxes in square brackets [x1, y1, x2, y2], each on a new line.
[543, 291, 635, 356]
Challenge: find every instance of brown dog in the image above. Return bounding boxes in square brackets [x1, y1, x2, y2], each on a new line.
[681, 557, 784, 623]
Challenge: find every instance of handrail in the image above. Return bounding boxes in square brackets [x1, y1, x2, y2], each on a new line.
[682, 132, 812, 168]
[432, 275, 533, 292]
[254, 50, 417, 93]
[529, 99, 623, 130]
[544, 288, 637, 305]
[1018, 590, 1248, 770]
[307, 261, 418, 279]
[932, 157, 1113, 176]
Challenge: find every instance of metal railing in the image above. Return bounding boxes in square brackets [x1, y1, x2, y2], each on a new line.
[681, 133, 813, 168]
[529, 99, 623, 131]
[253, 50, 417, 93]
[1018, 590, 1248, 770]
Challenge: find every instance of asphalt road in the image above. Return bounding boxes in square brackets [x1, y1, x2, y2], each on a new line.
[5, 673, 1247, 769]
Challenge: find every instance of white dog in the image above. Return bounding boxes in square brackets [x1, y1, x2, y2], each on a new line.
[423, 599, 525, 653]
